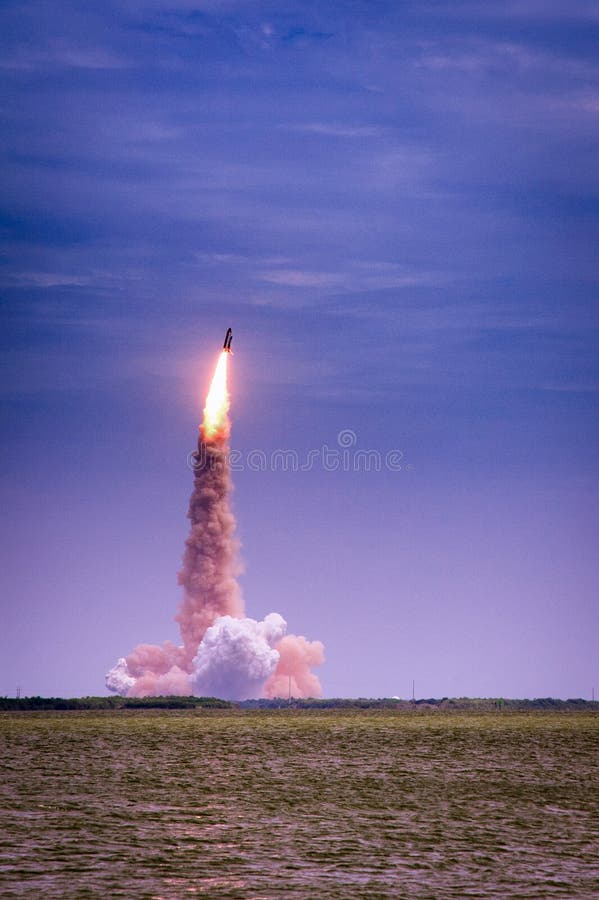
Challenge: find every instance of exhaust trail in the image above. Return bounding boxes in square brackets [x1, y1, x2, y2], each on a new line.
[176, 350, 244, 671]
[106, 340, 324, 700]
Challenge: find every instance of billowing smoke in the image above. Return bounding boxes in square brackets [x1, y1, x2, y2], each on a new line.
[106, 350, 324, 700]
[192, 613, 285, 700]
[264, 634, 325, 700]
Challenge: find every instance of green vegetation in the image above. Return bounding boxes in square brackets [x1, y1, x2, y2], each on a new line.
[239, 696, 598, 710]
[0, 695, 232, 711]
[1, 695, 596, 712]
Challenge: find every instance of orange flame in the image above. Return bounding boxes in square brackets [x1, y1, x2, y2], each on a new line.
[202, 351, 230, 440]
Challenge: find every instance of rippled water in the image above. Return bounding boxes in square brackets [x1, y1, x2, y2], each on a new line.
[1, 710, 597, 898]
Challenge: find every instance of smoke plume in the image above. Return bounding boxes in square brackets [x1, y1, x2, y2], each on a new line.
[106, 350, 324, 700]
[192, 613, 285, 700]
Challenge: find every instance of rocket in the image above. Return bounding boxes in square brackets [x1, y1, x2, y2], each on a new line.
[223, 328, 233, 352]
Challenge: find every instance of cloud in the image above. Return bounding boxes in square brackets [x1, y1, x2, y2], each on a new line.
[256, 263, 440, 293]
[446, 1, 599, 23]
[258, 270, 346, 288]
[6, 272, 92, 288]
[289, 123, 382, 138]
[0, 42, 130, 73]
[413, 37, 598, 80]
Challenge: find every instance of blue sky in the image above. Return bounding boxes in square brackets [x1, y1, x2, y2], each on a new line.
[1, 0, 598, 698]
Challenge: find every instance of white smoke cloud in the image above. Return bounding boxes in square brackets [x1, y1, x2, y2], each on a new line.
[105, 657, 135, 695]
[191, 613, 286, 700]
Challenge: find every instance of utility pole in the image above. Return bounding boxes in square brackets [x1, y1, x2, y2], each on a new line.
[412, 679, 415, 702]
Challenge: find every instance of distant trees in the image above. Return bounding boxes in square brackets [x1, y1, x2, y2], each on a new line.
[236, 697, 599, 711]
[0, 695, 595, 712]
[0, 695, 232, 711]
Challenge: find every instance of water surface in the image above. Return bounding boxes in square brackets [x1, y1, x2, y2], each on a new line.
[1, 710, 597, 898]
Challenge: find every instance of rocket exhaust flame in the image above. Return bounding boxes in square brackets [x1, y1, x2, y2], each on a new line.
[202, 350, 230, 441]
[106, 337, 324, 700]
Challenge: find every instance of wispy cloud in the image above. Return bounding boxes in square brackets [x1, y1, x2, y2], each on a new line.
[255, 262, 442, 294]
[288, 123, 382, 138]
[413, 37, 598, 80]
[0, 42, 130, 72]
[257, 270, 346, 288]
[446, 0, 599, 23]
[538, 382, 599, 393]
[5, 272, 92, 288]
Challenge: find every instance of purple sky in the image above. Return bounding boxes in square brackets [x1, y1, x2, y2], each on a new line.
[1, 0, 598, 699]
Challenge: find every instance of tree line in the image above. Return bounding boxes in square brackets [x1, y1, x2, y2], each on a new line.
[1, 695, 596, 711]
[0, 695, 232, 711]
